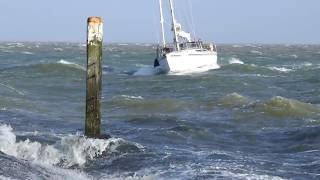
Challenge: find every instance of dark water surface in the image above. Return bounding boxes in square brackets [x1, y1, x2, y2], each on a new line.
[0, 42, 319, 179]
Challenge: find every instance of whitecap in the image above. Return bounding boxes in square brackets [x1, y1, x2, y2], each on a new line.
[120, 95, 144, 100]
[232, 45, 243, 48]
[267, 67, 293, 72]
[250, 50, 263, 55]
[229, 57, 244, 64]
[54, 48, 64, 52]
[304, 62, 313, 67]
[57, 60, 85, 71]
[7, 43, 24, 47]
[21, 51, 34, 55]
[290, 54, 298, 58]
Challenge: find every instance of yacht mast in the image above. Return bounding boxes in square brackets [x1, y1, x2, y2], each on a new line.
[169, 0, 179, 50]
[159, 0, 166, 46]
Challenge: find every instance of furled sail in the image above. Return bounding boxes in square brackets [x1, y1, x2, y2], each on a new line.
[174, 23, 191, 42]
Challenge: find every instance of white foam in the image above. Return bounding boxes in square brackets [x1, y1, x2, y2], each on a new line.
[57, 60, 85, 71]
[0, 124, 141, 167]
[250, 50, 263, 55]
[229, 57, 244, 64]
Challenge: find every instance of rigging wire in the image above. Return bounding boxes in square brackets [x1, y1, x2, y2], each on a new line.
[187, 0, 197, 39]
[152, 0, 161, 44]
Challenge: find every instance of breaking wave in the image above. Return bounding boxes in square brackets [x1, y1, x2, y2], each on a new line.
[0, 124, 144, 167]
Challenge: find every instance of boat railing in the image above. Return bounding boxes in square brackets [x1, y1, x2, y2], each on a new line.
[158, 41, 217, 54]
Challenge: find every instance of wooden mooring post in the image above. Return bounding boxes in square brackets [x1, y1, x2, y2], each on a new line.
[85, 17, 103, 138]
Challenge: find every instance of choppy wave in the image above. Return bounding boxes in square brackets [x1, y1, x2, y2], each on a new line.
[108, 95, 191, 113]
[0, 124, 143, 167]
[2, 60, 86, 73]
[218, 93, 250, 107]
[0, 82, 25, 96]
[259, 96, 320, 118]
[222, 62, 316, 74]
[133, 66, 161, 76]
[219, 94, 320, 119]
[222, 63, 270, 74]
[250, 50, 263, 55]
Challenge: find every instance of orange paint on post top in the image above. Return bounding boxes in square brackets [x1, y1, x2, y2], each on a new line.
[88, 17, 103, 25]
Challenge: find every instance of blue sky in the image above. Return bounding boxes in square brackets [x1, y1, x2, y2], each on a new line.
[0, 0, 319, 43]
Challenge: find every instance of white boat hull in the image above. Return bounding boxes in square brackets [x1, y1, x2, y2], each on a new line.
[156, 50, 219, 73]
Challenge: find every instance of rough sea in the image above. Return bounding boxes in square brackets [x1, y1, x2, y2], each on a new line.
[0, 42, 319, 180]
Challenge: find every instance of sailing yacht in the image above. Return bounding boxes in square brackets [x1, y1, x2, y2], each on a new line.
[154, 0, 219, 73]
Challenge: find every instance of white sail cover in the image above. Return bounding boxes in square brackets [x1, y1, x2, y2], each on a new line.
[175, 23, 191, 42]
